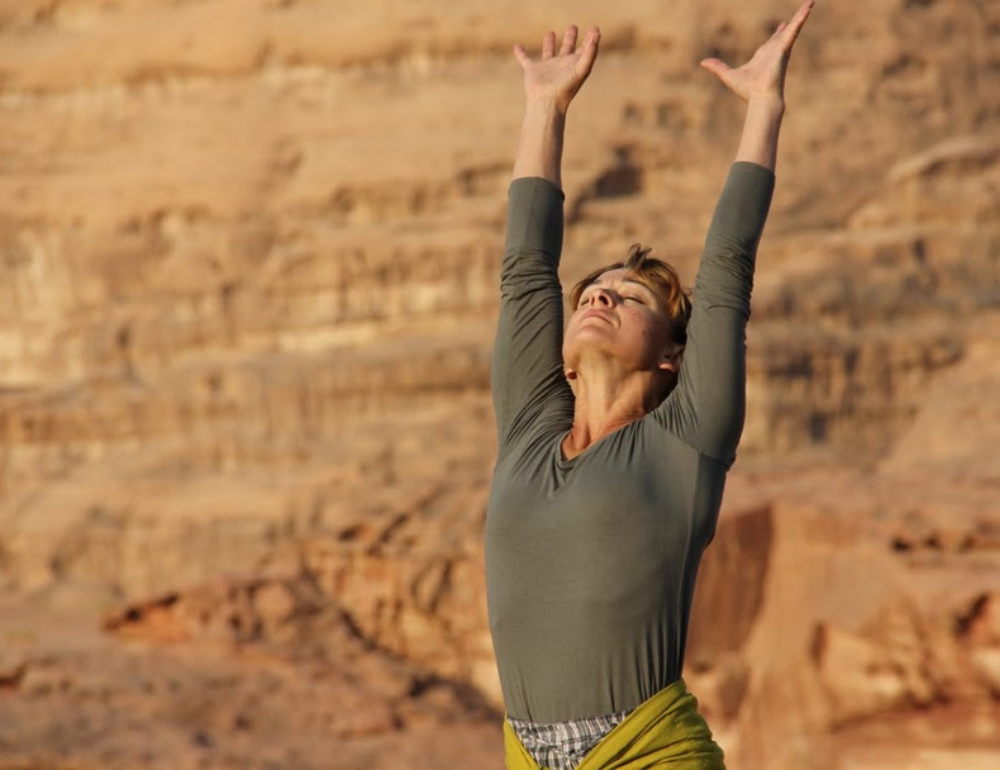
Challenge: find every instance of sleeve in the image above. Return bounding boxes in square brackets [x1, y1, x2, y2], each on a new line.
[491, 177, 575, 453]
[652, 161, 775, 465]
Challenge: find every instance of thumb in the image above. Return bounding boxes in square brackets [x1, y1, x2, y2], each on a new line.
[699, 58, 731, 79]
[513, 43, 531, 69]
[701, 59, 732, 78]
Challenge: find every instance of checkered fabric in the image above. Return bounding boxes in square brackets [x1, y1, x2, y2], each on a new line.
[507, 707, 635, 770]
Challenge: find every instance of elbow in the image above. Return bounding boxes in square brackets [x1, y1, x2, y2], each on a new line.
[699, 395, 746, 465]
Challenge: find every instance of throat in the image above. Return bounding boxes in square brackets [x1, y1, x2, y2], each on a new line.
[560, 431, 586, 461]
[560, 421, 630, 461]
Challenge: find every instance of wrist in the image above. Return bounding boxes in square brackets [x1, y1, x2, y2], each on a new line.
[524, 95, 570, 119]
[746, 92, 786, 116]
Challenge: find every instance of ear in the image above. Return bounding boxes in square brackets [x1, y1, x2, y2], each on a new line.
[657, 345, 683, 374]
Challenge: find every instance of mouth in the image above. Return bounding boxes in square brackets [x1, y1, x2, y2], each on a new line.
[581, 309, 612, 324]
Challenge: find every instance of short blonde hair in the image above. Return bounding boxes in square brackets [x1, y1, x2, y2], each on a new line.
[568, 243, 692, 347]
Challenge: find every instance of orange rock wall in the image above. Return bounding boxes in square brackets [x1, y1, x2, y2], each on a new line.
[1, 1, 999, 768]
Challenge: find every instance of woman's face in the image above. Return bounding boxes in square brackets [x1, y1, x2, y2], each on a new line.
[563, 269, 678, 377]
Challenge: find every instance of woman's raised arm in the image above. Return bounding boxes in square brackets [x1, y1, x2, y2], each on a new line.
[491, 24, 601, 452]
[511, 25, 600, 187]
[700, 0, 814, 171]
[655, 1, 814, 462]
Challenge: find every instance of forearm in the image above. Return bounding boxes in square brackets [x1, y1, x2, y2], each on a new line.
[734, 93, 785, 171]
[656, 163, 775, 462]
[512, 99, 567, 188]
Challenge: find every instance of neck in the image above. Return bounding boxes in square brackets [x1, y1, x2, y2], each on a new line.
[564, 367, 664, 458]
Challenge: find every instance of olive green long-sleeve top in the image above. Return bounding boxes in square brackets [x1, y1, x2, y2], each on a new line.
[485, 162, 775, 723]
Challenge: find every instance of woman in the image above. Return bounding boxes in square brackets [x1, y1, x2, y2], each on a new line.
[485, 2, 815, 769]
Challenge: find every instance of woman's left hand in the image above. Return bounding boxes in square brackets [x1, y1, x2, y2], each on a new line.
[700, 0, 814, 103]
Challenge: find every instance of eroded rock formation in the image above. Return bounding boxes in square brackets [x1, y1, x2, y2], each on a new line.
[1, 1, 998, 768]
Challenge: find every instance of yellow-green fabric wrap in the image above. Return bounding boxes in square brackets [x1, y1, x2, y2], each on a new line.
[503, 679, 725, 770]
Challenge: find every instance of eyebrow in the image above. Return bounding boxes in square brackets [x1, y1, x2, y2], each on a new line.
[586, 277, 655, 295]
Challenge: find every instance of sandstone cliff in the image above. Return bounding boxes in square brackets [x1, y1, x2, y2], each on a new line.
[1, 1, 998, 768]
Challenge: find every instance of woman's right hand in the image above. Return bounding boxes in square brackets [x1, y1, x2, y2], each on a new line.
[513, 25, 601, 113]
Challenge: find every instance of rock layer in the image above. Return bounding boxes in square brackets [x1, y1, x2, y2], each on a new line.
[1, 1, 999, 768]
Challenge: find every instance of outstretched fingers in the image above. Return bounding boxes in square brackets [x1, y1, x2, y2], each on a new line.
[512, 23, 601, 77]
[541, 30, 556, 60]
[559, 25, 579, 56]
[779, 0, 815, 50]
[577, 25, 601, 72]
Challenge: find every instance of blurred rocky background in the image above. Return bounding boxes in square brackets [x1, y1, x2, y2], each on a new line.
[0, 1, 998, 768]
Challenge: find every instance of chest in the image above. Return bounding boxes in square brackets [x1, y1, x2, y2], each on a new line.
[487, 426, 699, 564]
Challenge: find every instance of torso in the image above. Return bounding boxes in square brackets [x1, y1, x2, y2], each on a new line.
[485, 413, 727, 722]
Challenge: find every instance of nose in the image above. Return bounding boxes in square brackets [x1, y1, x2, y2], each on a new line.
[588, 287, 614, 307]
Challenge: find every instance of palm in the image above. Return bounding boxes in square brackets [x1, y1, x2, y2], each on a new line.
[514, 25, 601, 110]
[701, 0, 814, 101]
[523, 56, 589, 102]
